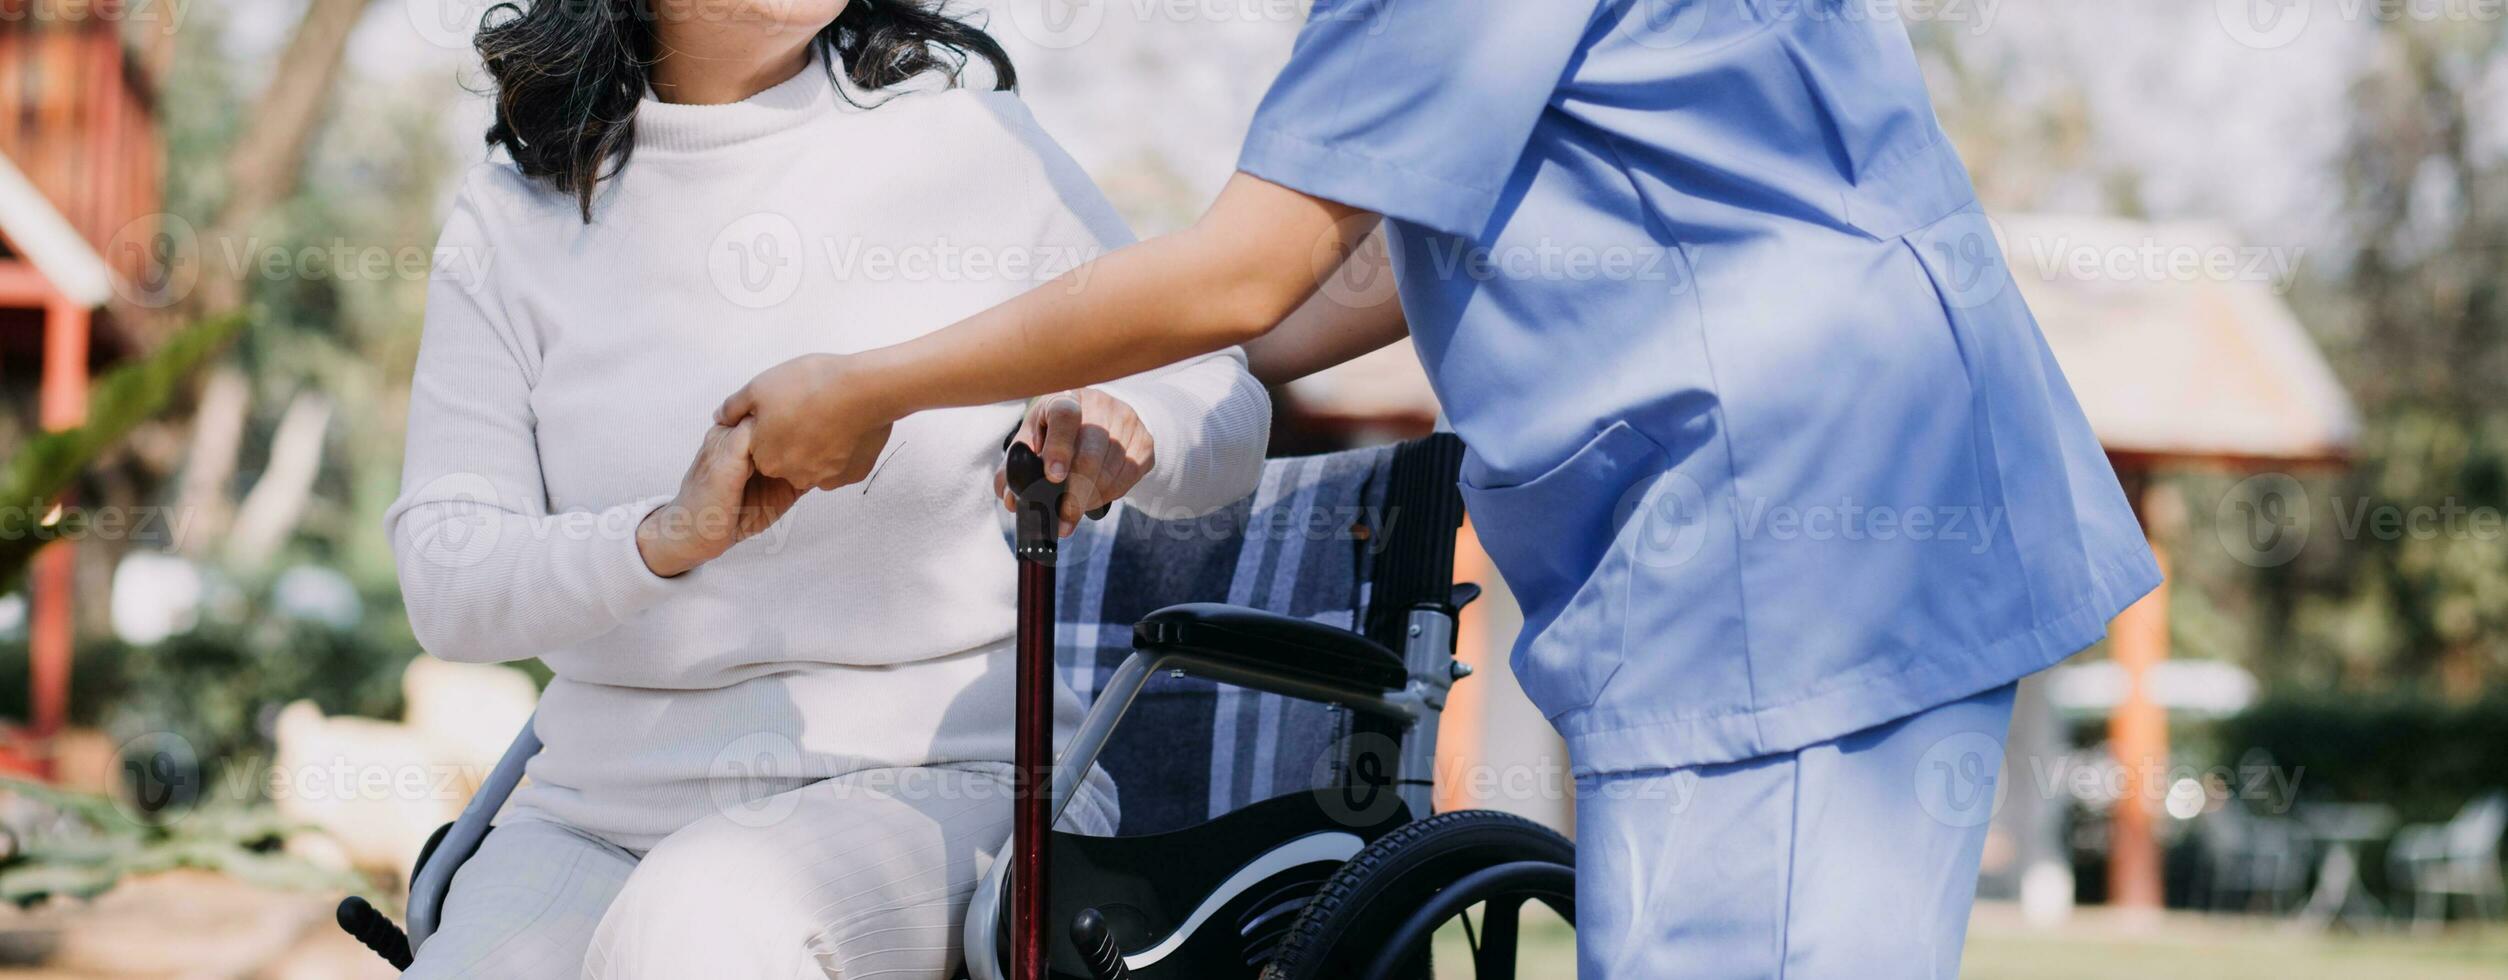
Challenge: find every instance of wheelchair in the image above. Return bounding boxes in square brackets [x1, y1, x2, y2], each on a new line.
[339, 433, 1575, 979]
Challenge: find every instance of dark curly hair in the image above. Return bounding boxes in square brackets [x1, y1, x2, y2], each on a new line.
[474, 0, 1016, 221]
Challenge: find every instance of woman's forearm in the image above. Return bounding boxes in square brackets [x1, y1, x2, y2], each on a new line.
[1095, 347, 1273, 519]
[392, 497, 678, 663]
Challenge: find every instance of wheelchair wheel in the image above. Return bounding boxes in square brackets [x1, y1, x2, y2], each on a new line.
[1263, 809, 1573, 980]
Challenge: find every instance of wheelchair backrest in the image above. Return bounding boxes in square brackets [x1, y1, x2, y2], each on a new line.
[1054, 434, 1464, 835]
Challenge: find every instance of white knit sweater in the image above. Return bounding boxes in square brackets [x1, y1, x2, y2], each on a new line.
[386, 58, 1269, 849]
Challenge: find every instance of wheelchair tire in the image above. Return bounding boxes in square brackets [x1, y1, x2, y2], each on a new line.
[1262, 809, 1573, 980]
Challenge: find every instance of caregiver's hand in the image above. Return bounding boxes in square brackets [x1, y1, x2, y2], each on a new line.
[636, 419, 808, 577]
[715, 353, 898, 491]
[994, 389, 1152, 537]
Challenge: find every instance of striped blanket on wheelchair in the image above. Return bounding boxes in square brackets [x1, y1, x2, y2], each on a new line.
[1048, 442, 1399, 836]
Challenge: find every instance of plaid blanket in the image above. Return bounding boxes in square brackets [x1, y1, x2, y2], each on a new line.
[1047, 444, 1398, 836]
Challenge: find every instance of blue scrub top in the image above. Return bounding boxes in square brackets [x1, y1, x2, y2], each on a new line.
[1239, 0, 2161, 774]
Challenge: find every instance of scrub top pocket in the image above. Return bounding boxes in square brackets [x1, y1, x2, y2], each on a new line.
[1459, 421, 1667, 719]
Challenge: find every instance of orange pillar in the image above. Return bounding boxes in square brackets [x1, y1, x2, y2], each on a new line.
[1435, 516, 1496, 814]
[2106, 489, 2170, 914]
[31, 295, 90, 750]
[40, 296, 88, 426]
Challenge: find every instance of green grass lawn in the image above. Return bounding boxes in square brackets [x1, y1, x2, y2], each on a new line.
[1430, 904, 1576, 979]
[1961, 905, 2508, 980]
[1427, 902, 2508, 978]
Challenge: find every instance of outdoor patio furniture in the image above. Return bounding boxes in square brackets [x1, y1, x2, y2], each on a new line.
[2195, 803, 2314, 915]
[2387, 791, 2508, 931]
[2294, 802, 2396, 932]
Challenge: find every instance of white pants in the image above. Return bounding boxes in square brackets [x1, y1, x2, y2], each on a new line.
[1573, 683, 2018, 978]
[404, 763, 1117, 979]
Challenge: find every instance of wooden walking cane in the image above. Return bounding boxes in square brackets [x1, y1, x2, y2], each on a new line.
[1005, 442, 1060, 980]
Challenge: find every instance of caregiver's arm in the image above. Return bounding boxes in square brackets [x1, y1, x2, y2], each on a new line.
[723, 174, 1375, 488]
[1241, 222, 1408, 385]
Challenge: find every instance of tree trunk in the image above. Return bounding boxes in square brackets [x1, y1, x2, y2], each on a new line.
[225, 392, 334, 571]
[173, 366, 249, 555]
[193, 0, 377, 315]
[174, 0, 377, 547]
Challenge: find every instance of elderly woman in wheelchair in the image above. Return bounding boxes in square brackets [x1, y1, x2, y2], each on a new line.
[360, 0, 1278, 974]
[356, 422, 1575, 979]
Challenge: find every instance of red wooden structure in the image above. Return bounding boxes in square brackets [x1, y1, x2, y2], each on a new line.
[0, 3, 163, 773]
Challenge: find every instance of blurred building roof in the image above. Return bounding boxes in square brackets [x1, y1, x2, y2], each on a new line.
[0, 151, 113, 308]
[1999, 214, 2358, 467]
[2047, 659, 2258, 718]
[1287, 215, 2360, 469]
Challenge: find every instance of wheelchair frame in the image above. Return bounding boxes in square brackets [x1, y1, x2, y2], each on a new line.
[960, 591, 1469, 980]
[341, 434, 1574, 979]
[965, 433, 1549, 980]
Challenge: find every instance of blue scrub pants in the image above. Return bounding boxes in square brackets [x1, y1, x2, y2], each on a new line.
[1573, 683, 2017, 978]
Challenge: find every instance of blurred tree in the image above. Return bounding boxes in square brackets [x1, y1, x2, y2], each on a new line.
[47, 0, 456, 768]
[2261, 21, 2508, 698]
[1918, 15, 2508, 700]
[0, 315, 245, 590]
[162, 0, 386, 569]
[1, 0, 447, 783]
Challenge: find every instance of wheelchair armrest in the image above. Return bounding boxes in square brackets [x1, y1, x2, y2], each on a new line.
[1133, 602, 1409, 693]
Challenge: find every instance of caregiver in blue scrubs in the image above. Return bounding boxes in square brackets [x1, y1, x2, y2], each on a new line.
[722, 1, 2162, 974]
